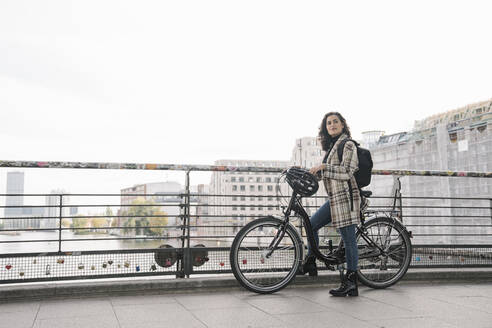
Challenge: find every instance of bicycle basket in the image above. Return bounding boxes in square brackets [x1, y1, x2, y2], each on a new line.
[285, 167, 319, 197]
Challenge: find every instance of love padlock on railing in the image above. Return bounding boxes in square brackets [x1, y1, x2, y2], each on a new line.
[154, 244, 177, 268]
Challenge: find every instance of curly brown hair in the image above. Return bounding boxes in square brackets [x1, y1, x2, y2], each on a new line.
[318, 112, 352, 151]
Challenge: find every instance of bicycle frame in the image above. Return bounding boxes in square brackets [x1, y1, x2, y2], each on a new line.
[278, 190, 394, 266]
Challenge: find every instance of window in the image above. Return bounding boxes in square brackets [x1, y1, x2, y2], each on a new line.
[240, 196, 246, 201]
[258, 207, 263, 211]
[249, 185, 255, 191]
[266, 177, 272, 183]
[232, 196, 237, 201]
[258, 185, 263, 192]
[268, 197, 273, 201]
[240, 185, 245, 191]
[256, 177, 262, 182]
[232, 207, 237, 211]
[231, 177, 236, 182]
[232, 185, 237, 191]
[248, 177, 253, 182]
[267, 185, 273, 191]
[258, 197, 262, 201]
[250, 206, 255, 211]
[240, 207, 245, 211]
[239, 177, 244, 182]
[250, 196, 255, 201]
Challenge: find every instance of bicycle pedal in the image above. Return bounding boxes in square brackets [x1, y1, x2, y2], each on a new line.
[325, 264, 336, 271]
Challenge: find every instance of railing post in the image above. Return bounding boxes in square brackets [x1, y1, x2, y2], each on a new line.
[58, 194, 63, 253]
[176, 170, 192, 278]
[183, 170, 192, 278]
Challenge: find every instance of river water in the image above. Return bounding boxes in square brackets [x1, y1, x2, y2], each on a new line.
[0, 231, 176, 254]
[0, 231, 226, 254]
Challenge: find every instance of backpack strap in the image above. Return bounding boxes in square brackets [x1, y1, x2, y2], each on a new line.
[336, 138, 359, 211]
[336, 139, 359, 163]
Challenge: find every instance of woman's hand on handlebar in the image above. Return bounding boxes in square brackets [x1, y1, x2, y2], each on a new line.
[309, 164, 324, 175]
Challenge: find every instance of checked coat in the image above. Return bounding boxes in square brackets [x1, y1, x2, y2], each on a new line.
[320, 133, 361, 228]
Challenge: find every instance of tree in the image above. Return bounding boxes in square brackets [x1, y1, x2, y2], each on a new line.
[72, 215, 90, 234]
[121, 198, 169, 236]
[61, 219, 71, 228]
[90, 218, 107, 229]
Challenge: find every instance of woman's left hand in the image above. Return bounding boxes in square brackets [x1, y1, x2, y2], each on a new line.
[309, 164, 324, 175]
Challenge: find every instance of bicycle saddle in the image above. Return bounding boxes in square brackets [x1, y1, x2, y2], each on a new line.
[360, 190, 372, 198]
[285, 167, 319, 197]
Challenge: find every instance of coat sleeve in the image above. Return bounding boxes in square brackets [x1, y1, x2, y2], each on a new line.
[321, 141, 359, 181]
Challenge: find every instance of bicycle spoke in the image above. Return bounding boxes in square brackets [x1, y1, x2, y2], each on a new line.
[357, 217, 412, 288]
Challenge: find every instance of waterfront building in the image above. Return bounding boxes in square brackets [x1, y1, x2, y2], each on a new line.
[3, 172, 45, 229]
[5, 171, 24, 218]
[43, 189, 71, 229]
[208, 159, 291, 243]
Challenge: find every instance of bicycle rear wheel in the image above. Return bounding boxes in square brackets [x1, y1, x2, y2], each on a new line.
[230, 216, 303, 294]
[357, 217, 412, 289]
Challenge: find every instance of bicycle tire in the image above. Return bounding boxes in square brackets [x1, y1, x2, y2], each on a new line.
[230, 216, 303, 294]
[356, 217, 412, 289]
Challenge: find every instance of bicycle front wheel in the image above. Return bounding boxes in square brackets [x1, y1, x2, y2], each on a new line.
[357, 217, 412, 289]
[230, 216, 303, 294]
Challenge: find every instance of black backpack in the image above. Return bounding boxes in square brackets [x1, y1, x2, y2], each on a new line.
[337, 139, 373, 189]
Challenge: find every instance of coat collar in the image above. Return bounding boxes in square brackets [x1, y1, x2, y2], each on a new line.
[326, 133, 349, 164]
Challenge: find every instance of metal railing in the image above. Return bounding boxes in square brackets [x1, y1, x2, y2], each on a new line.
[0, 160, 491, 284]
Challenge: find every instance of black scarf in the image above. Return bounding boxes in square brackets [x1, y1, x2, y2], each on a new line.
[322, 134, 341, 163]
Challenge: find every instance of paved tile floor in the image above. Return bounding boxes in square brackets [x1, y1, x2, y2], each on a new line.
[1, 282, 491, 328]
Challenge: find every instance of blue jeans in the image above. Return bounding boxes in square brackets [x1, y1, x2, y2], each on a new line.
[307, 200, 359, 271]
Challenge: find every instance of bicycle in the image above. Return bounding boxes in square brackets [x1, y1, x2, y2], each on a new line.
[230, 167, 413, 294]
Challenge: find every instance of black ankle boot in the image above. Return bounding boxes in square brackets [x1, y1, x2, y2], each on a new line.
[297, 256, 318, 276]
[329, 270, 358, 297]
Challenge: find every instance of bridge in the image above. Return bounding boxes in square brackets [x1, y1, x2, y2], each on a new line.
[0, 160, 491, 327]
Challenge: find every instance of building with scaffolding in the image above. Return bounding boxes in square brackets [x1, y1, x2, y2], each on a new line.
[365, 99, 492, 244]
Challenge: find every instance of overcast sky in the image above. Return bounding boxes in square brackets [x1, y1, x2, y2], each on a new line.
[1, 0, 492, 196]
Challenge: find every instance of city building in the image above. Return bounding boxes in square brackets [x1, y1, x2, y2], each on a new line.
[43, 189, 71, 229]
[208, 159, 291, 243]
[365, 98, 492, 244]
[5, 171, 24, 218]
[3, 171, 44, 230]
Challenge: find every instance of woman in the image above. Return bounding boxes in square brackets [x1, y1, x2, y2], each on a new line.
[300, 112, 361, 297]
